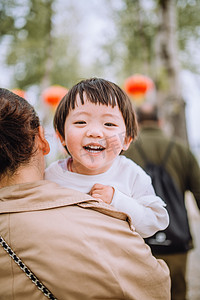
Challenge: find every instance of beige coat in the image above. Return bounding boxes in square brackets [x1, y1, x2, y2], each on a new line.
[0, 180, 170, 300]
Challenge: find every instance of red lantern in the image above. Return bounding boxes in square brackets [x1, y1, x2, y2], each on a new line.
[124, 74, 154, 98]
[11, 89, 26, 98]
[42, 85, 68, 107]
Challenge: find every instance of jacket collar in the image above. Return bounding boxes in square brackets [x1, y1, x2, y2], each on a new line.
[0, 180, 133, 230]
[0, 180, 96, 213]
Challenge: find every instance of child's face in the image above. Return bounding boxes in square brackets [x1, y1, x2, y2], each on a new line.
[61, 94, 132, 175]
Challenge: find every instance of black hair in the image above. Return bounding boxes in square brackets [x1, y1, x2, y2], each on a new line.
[0, 88, 40, 178]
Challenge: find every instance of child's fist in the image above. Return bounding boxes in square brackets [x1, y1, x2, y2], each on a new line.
[89, 183, 115, 204]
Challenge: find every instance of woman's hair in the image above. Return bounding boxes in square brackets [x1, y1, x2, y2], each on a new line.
[0, 88, 40, 178]
[54, 77, 138, 140]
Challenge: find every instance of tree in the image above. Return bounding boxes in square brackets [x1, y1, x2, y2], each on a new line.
[154, 0, 188, 140]
[178, 0, 200, 73]
[0, 0, 81, 90]
[1, 0, 53, 89]
[98, 0, 200, 141]
[0, 0, 15, 37]
[95, 0, 159, 83]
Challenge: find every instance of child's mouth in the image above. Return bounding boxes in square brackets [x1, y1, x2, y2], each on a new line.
[83, 145, 105, 153]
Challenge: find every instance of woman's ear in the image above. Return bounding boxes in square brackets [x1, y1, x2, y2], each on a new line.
[56, 129, 66, 146]
[122, 136, 133, 151]
[38, 126, 50, 155]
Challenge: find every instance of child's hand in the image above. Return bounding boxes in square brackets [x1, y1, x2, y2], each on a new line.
[89, 183, 115, 204]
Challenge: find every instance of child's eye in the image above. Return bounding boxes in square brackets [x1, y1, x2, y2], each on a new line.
[74, 121, 86, 124]
[104, 122, 116, 127]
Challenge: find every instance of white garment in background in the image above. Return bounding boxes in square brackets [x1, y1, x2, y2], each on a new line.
[45, 155, 169, 238]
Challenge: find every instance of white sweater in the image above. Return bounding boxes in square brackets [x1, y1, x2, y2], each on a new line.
[45, 155, 169, 238]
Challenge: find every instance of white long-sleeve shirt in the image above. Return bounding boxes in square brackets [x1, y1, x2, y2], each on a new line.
[45, 155, 169, 238]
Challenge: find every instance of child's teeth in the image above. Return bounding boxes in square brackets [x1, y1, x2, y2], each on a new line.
[84, 145, 104, 152]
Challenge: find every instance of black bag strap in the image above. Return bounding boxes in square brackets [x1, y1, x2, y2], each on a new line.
[161, 140, 174, 167]
[0, 235, 57, 300]
[135, 139, 174, 167]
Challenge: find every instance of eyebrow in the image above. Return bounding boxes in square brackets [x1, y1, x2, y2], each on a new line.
[71, 111, 122, 120]
[71, 111, 90, 117]
[103, 113, 122, 120]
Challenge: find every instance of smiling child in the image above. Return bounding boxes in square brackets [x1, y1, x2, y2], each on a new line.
[45, 78, 169, 238]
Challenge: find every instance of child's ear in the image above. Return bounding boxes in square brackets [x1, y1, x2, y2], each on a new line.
[56, 129, 66, 146]
[122, 136, 133, 151]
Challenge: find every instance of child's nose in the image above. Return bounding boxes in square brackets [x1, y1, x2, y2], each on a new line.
[86, 124, 103, 138]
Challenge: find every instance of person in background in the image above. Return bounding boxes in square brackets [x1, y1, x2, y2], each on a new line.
[45, 77, 169, 238]
[124, 102, 200, 300]
[0, 89, 170, 299]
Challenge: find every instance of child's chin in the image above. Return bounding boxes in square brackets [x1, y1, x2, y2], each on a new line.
[82, 163, 103, 173]
[86, 165, 101, 171]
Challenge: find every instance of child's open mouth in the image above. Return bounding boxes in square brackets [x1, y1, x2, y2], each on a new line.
[83, 145, 105, 153]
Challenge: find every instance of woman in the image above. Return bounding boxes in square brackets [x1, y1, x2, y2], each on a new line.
[0, 88, 170, 300]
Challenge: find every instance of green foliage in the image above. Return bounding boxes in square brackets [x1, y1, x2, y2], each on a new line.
[177, 0, 200, 72]
[1, 0, 200, 90]
[1, 0, 53, 88]
[97, 0, 200, 80]
[0, 0, 81, 90]
[49, 36, 81, 88]
[98, 0, 158, 82]
[0, 0, 15, 37]
[118, 0, 156, 73]
[178, 0, 200, 43]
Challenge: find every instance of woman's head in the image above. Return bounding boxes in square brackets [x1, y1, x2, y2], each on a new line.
[54, 78, 138, 141]
[0, 88, 40, 179]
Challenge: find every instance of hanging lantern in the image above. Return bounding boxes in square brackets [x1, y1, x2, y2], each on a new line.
[42, 85, 68, 107]
[124, 74, 154, 103]
[11, 89, 26, 98]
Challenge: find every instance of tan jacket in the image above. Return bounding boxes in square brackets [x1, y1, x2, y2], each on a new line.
[0, 180, 170, 300]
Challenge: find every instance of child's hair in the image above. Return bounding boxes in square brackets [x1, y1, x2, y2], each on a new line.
[54, 77, 138, 141]
[0, 88, 40, 178]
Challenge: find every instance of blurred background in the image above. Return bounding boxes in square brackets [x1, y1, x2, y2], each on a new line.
[1, 0, 200, 163]
[0, 1, 200, 298]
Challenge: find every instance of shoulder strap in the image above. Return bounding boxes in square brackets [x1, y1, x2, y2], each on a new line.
[0, 235, 57, 300]
[135, 139, 174, 166]
[161, 140, 174, 167]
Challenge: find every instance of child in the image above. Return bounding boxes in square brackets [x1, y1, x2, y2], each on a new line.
[45, 77, 169, 238]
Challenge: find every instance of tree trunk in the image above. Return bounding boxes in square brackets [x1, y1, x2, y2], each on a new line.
[155, 0, 188, 142]
[40, 0, 54, 91]
[40, 0, 54, 127]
